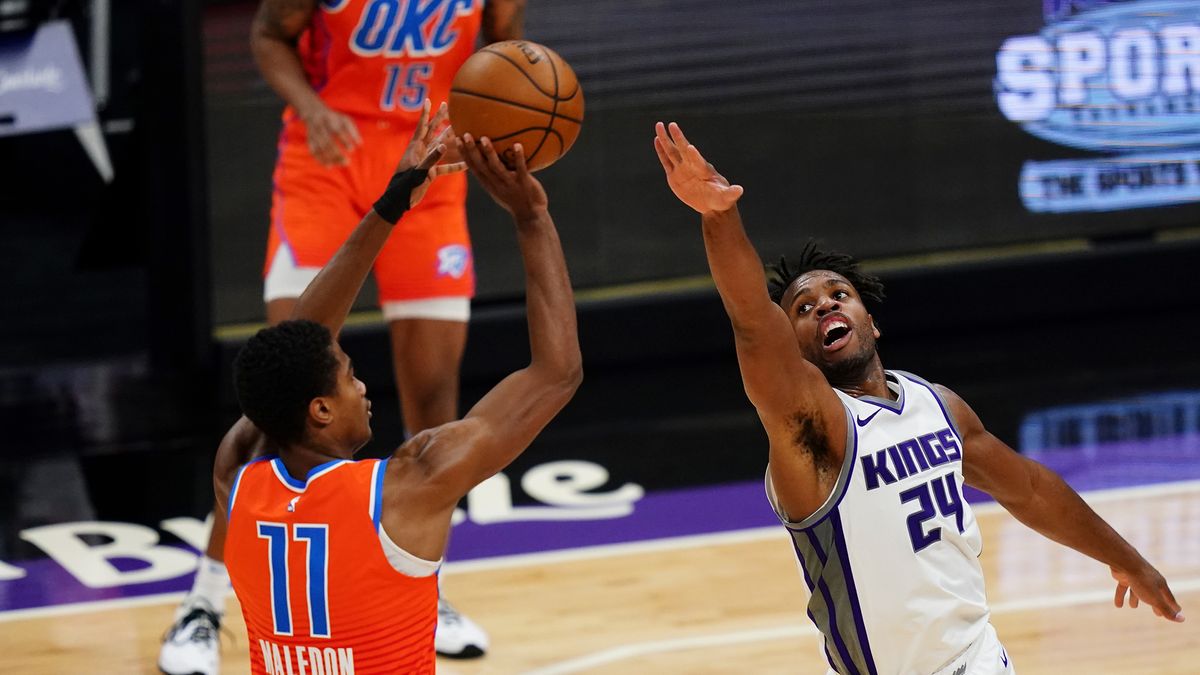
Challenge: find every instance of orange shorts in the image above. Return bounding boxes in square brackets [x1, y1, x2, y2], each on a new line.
[264, 116, 474, 306]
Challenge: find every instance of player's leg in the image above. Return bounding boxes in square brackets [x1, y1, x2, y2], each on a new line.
[158, 515, 227, 675]
[387, 314, 467, 434]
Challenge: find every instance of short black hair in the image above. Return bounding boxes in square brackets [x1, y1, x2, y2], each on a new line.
[766, 240, 885, 307]
[233, 320, 339, 445]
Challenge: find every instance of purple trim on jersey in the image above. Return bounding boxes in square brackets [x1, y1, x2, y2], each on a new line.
[816, 568, 859, 674]
[831, 509, 879, 675]
[852, 371, 906, 414]
[802, 529, 859, 674]
[804, 529, 827, 561]
[791, 540, 817, 594]
[896, 371, 962, 441]
[792, 533, 840, 667]
[784, 406, 860, 532]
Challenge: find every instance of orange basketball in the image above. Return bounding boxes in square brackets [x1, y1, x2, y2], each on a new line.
[449, 40, 584, 172]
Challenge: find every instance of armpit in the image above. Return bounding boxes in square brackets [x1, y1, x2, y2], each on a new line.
[790, 412, 836, 472]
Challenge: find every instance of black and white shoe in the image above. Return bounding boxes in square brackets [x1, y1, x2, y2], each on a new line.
[435, 597, 488, 659]
[158, 599, 221, 675]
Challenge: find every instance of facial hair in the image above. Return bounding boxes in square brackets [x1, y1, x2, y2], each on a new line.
[818, 331, 879, 389]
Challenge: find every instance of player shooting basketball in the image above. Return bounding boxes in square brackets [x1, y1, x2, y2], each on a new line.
[160, 3, 527, 670]
[206, 103, 579, 675]
[653, 121, 1183, 675]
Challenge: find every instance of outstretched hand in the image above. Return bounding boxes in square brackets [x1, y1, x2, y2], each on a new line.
[398, 100, 467, 208]
[653, 121, 743, 214]
[1111, 563, 1184, 622]
[457, 134, 548, 221]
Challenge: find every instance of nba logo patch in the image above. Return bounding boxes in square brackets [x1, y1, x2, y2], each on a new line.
[436, 245, 470, 279]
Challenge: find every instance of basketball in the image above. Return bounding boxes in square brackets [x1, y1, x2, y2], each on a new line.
[449, 40, 584, 172]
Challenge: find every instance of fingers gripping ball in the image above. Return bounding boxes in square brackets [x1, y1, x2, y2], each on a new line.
[449, 40, 584, 172]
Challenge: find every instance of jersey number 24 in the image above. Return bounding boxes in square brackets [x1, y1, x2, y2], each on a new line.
[899, 473, 965, 553]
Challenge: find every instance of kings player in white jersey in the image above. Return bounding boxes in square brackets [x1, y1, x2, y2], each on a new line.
[652, 122, 1185, 675]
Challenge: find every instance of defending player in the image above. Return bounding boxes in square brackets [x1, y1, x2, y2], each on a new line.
[160, 2, 526, 670]
[214, 105, 578, 675]
[653, 121, 1183, 675]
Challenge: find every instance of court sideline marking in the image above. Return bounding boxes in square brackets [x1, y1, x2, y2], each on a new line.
[0, 479, 1195, 625]
[522, 577, 1200, 675]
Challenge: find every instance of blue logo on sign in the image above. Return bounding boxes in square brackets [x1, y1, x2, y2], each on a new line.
[994, 1, 1200, 212]
[995, 0, 1200, 152]
[436, 245, 470, 279]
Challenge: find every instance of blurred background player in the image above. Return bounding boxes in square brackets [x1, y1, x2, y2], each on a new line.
[653, 121, 1183, 674]
[220, 103, 578, 674]
[158, 1, 528, 672]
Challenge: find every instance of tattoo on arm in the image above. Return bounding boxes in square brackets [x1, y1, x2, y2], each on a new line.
[254, 0, 318, 42]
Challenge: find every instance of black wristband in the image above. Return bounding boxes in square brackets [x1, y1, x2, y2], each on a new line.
[372, 167, 430, 224]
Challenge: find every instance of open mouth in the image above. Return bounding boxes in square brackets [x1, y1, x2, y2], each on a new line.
[821, 318, 852, 351]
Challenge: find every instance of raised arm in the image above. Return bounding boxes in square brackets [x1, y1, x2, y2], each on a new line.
[213, 103, 462, 503]
[391, 136, 580, 510]
[653, 122, 846, 520]
[288, 101, 462, 335]
[250, 0, 361, 166]
[482, 0, 526, 43]
[944, 384, 1184, 623]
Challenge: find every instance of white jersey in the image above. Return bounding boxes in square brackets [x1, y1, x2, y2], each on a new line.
[766, 370, 990, 675]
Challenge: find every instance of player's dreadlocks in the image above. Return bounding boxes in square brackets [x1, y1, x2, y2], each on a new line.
[766, 240, 885, 307]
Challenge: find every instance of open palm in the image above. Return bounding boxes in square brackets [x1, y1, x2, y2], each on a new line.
[653, 121, 743, 214]
[397, 100, 466, 208]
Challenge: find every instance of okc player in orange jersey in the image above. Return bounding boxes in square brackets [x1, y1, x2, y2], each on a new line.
[219, 104, 578, 675]
[160, 2, 525, 671]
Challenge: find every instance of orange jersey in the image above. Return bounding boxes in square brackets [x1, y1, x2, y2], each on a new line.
[225, 457, 438, 674]
[294, 0, 484, 121]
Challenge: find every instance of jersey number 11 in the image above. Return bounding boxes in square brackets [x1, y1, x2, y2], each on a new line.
[257, 522, 331, 638]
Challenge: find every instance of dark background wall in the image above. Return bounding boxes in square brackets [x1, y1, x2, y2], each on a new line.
[1, 0, 1197, 505]
[204, 0, 1200, 324]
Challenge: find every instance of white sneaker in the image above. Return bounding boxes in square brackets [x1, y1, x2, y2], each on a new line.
[435, 597, 489, 659]
[158, 598, 221, 675]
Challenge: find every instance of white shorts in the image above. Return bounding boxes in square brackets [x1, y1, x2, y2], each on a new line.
[263, 241, 470, 322]
[933, 623, 1015, 675]
[823, 624, 1014, 675]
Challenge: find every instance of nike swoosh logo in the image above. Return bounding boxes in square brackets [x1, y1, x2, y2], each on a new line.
[1001, 650, 1009, 667]
[856, 409, 881, 427]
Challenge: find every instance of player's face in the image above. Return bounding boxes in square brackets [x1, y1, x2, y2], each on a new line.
[782, 271, 880, 379]
[327, 343, 373, 454]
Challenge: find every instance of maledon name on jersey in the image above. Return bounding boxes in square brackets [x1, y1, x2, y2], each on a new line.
[766, 370, 989, 675]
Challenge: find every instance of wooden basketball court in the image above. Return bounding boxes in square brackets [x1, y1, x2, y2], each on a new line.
[3, 482, 1196, 674]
